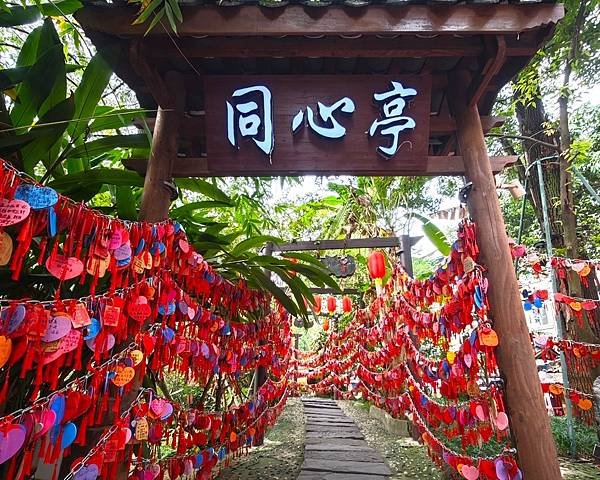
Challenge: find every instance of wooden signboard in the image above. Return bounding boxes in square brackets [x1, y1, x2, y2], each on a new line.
[202, 75, 431, 176]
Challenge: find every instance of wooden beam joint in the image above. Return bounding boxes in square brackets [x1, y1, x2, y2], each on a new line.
[468, 35, 506, 108]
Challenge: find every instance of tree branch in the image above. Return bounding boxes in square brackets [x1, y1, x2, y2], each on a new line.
[485, 133, 560, 151]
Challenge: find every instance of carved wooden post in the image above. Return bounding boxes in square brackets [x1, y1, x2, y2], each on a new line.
[115, 72, 185, 479]
[139, 72, 185, 222]
[449, 70, 561, 479]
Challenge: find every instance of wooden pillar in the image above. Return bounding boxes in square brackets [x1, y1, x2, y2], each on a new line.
[400, 234, 414, 277]
[114, 73, 185, 479]
[138, 72, 185, 222]
[449, 70, 561, 479]
[256, 242, 273, 391]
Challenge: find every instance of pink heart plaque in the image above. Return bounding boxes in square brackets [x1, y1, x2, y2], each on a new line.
[495, 412, 509, 431]
[0, 199, 30, 227]
[461, 465, 479, 480]
[46, 254, 84, 280]
[0, 424, 26, 464]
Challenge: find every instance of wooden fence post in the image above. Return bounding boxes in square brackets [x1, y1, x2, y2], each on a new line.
[449, 70, 561, 479]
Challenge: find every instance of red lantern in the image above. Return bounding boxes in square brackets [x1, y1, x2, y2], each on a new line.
[322, 318, 330, 331]
[327, 296, 337, 315]
[367, 251, 386, 280]
[285, 256, 299, 277]
[311, 295, 322, 313]
[368, 251, 386, 295]
[342, 296, 352, 313]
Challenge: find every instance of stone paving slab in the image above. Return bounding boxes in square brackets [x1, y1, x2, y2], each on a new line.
[306, 437, 368, 446]
[306, 412, 348, 419]
[306, 425, 362, 432]
[299, 398, 390, 479]
[306, 429, 363, 437]
[298, 474, 387, 480]
[304, 404, 339, 408]
[306, 431, 364, 439]
[307, 420, 356, 426]
[305, 413, 349, 419]
[301, 459, 391, 476]
[305, 410, 348, 418]
[305, 443, 376, 452]
[305, 409, 347, 414]
[306, 418, 351, 423]
[304, 450, 382, 463]
[304, 408, 345, 414]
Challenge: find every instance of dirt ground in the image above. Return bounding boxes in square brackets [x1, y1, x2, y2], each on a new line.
[217, 397, 306, 480]
[217, 397, 600, 480]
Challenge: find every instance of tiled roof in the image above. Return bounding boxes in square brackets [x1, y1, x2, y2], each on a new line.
[84, 0, 557, 8]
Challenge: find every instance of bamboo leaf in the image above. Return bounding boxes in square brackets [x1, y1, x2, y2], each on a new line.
[10, 44, 64, 128]
[132, 0, 162, 25]
[176, 178, 231, 203]
[411, 212, 451, 256]
[21, 95, 75, 173]
[0, 64, 80, 91]
[36, 0, 82, 16]
[116, 186, 137, 220]
[48, 168, 144, 191]
[276, 251, 328, 269]
[249, 268, 298, 315]
[68, 51, 115, 142]
[0, 5, 40, 26]
[269, 266, 309, 318]
[64, 134, 150, 160]
[168, 0, 183, 23]
[164, 3, 177, 33]
[144, 8, 165, 36]
[230, 235, 281, 257]
[171, 201, 233, 216]
[89, 108, 147, 133]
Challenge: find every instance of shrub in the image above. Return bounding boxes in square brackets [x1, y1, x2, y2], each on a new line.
[551, 416, 598, 457]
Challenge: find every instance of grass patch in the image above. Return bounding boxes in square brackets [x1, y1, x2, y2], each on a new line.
[354, 399, 372, 411]
[551, 416, 598, 457]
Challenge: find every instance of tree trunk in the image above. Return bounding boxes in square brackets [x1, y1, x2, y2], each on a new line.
[513, 94, 562, 246]
[556, 0, 599, 428]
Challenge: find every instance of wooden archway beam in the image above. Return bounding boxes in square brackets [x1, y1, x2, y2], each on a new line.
[123, 155, 516, 178]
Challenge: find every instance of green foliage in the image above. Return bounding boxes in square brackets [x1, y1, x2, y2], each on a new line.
[514, 0, 600, 103]
[500, 191, 542, 247]
[0, 20, 149, 183]
[131, 0, 183, 34]
[410, 213, 450, 256]
[443, 434, 505, 458]
[0, 1, 82, 27]
[413, 257, 438, 280]
[551, 416, 597, 457]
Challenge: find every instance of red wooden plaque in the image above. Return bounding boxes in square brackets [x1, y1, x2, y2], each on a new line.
[202, 75, 431, 176]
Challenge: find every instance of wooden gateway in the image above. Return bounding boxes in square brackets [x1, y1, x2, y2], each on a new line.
[76, 1, 564, 478]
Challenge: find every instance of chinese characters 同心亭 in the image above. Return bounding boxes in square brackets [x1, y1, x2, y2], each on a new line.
[225, 82, 418, 159]
[291, 97, 356, 139]
[368, 81, 417, 159]
[226, 85, 274, 158]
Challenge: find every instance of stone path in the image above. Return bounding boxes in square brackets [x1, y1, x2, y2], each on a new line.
[299, 397, 392, 480]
